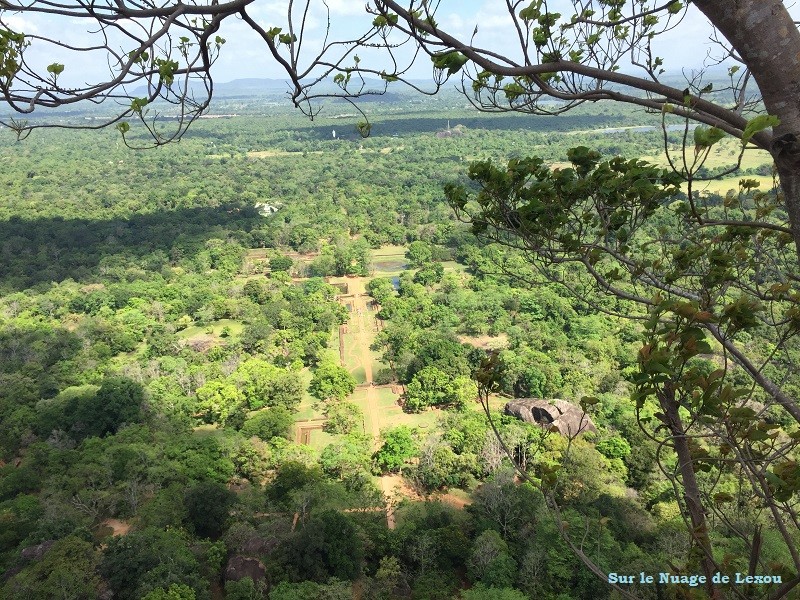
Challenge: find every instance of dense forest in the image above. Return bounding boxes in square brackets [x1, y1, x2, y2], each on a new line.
[0, 92, 792, 600]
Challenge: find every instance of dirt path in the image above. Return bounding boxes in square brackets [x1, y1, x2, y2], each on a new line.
[344, 291, 380, 444]
[436, 491, 471, 510]
[379, 475, 423, 530]
[355, 297, 374, 385]
[358, 303, 397, 528]
[356, 297, 379, 439]
[101, 519, 131, 536]
[345, 290, 397, 528]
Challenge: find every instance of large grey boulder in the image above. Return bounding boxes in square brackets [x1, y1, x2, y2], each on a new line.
[225, 554, 267, 583]
[504, 398, 596, 436]
[20, 540, 55, 561]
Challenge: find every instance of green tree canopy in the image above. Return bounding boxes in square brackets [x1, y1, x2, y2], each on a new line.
[309, 361, 356, 403]
[141, 584, 197, 600]
[322, 401, 363, 435]
[269, 579, 351, 600]
[240, 406, 294, 441]
[288, 510, 363, 582]
[404, 366, 476, 413]
[234, 359, 302, 410]
[270, 254, 294, 272]
[75, 377, 145, 438]
[406, 240, 433, 268]
[461, 584, 528, 600]
[184, 481, 236, 539]
[1, 536, 101, 600]
[100, 528, 204, 600]
[373, 426, 417, 473]
[194, 380, 246, 427]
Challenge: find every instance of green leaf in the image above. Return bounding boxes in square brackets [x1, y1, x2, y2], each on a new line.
[729, 406, 756, 419]
[46, 62, 64, 76]
[742, 114, 780, 145]
[373, 14, 398, 28]
[538, 12, 561, 27]
[667, 1, 683, 14]
[0, 30, 25, 81]
[519, 1, 541, 21]
[739, 178, 761, 190]
[130, 97, 148, 114]
[693, 125, 725, 149]
[155, 58, 179, 85]
[431, 51, 469, 75]
[356, 121, 371, 138]
[116, 122, 130, 134]
[502, 82, 526, 101]
[128, 50, 149, 63]
[568, 49, 584, 62]
[580, 396, 599, 411]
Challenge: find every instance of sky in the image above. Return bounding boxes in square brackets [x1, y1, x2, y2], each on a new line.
[195, 0, 717, 81]
[1, 1, 792, 89]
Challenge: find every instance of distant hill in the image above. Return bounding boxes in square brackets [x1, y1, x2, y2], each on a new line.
[128, 78, 292, 98]
[127, 77, 427, 100]
[214, 78, 294, 96]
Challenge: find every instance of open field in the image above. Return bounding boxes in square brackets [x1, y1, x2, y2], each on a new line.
[682, 174, 778, 196]
[642, 138, 775, 196]
[246, 149, 323, 158]
[371, 245, 407, 258]
[642, 138, 771, 169]
[458, 333, 509, 350]
[294, 369, 323, 422]
[370, 245, 407, 274]
[178, 319, 243, 339]
[295, 421, 336, 452]
[192, 424, 231, 443]
[176, 319, 244, 352]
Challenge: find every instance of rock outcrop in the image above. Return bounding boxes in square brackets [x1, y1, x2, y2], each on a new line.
[504, 398, 596, 436]
[20, 540, 55, 561]
[225, 554, 267, 584]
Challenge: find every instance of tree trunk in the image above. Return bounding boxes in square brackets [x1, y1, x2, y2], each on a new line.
[694, 0, 800, 262]
[661, 388, 721, 600]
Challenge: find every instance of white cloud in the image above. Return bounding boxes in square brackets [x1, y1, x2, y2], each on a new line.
[442, 13, 465, 33]
[4, 15, 39, 34]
